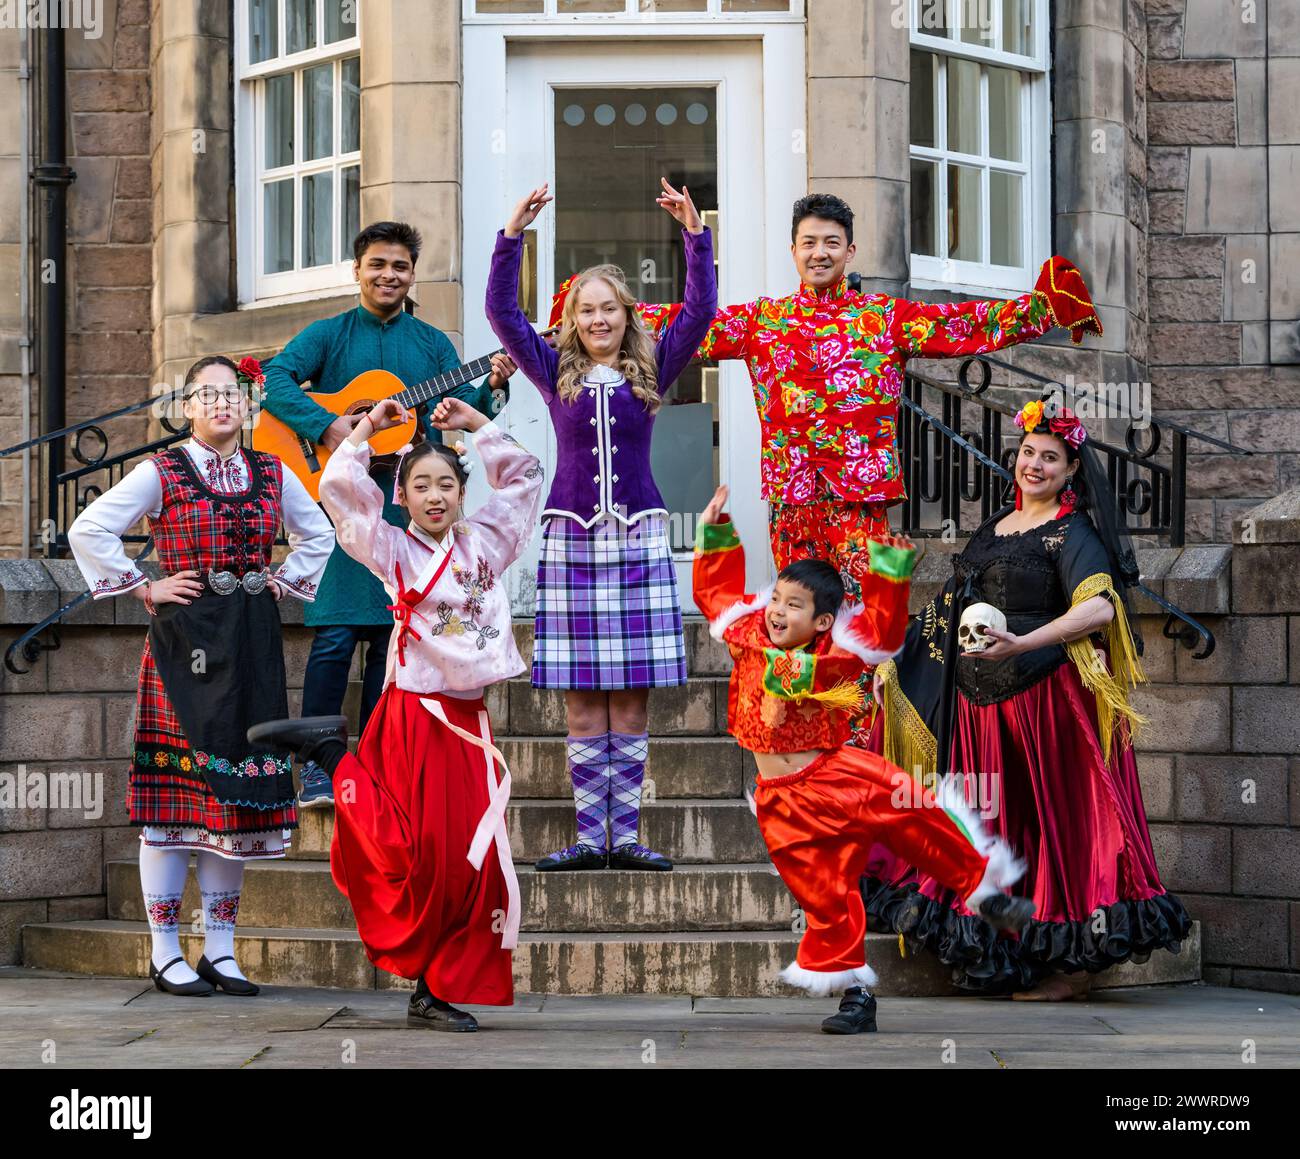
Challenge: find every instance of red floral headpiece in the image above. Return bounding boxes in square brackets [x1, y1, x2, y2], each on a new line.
[1014, 398, 1087, 448]
[236, 356, 266, 391]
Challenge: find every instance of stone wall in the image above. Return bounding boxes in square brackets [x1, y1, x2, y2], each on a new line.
[1146, 0, 1300, 541]
[0, 572, 319, 963]
[2, 496, 1298, 989]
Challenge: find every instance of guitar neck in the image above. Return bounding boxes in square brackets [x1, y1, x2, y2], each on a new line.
[400, 353, 501, 410]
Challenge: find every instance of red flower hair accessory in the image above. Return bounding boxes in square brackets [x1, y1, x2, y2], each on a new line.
[236, 356, 266, 389]
[1014, 398, 1087, 449]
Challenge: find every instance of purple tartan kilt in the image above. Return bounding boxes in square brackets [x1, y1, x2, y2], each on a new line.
[532, 514, 687, 690]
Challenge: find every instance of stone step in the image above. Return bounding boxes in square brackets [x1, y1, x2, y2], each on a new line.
[20, 919, 1202, 998]
[290, 798, 767, 864]
[497, 736, 753, 799]
[106, 859, 796, 933]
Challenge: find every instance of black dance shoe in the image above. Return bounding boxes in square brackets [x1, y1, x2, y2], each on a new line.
[535, 844, 608, 871]
[247, 715, 348, 766]
[978, 893, 1037, 933]
[150, 956, 214, 997]
[196, 954, 260, 997]
[820, 987, 877, 1035]
[607, 842, 673, 871]
[408, 984, 478, 1032]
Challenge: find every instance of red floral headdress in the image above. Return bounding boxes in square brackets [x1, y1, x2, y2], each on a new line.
[1014, 397, 1087, 448]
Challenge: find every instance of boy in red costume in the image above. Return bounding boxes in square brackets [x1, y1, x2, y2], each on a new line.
[693, 485, 1035, 1034]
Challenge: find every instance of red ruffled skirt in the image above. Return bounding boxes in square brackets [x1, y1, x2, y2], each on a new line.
[863, 661, 1190, 991]
[329, 686, 515, 1006]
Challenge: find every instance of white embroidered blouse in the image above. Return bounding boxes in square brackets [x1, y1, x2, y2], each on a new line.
[318, 420, 545, 695]
[67, 436, 335, 601]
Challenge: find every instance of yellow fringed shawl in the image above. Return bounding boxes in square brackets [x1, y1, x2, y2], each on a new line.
[875, 659, 939, 790]
[1065, 572, 1148, 762]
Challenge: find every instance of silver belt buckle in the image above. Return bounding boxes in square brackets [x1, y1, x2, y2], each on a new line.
[207, 568, 268, 595]
[207, 568, 238, 595]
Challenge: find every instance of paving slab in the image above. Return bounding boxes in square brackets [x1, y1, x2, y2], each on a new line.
[0, 971, 1295, 1069]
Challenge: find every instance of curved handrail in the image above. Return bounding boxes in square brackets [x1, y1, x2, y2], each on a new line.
[4, 537, 156, 675]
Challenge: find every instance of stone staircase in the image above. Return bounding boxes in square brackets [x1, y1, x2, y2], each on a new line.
[20, 620, 1201, 995]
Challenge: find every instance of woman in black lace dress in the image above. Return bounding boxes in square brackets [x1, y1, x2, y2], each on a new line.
[863, 399, 1191, 1000]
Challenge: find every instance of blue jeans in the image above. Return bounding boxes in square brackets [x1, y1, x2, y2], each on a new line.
[301, 624, 393, 737]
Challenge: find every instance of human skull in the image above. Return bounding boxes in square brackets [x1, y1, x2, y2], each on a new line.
[958, 602, 1007, 653]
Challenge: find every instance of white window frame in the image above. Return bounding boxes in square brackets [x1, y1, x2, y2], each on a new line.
[908, 0, 1051, 297]
[463, 0, 803, 23]
[234, 0, 362, 306]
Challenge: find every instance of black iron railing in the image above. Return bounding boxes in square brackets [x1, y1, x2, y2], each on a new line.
[896, 355, 1245, 548]
[3, 343, 1241, 672]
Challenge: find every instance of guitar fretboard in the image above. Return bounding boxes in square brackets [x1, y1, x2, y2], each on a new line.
[398, 354, 502, 409]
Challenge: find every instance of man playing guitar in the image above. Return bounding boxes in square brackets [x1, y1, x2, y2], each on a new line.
[261, 220, 516, 807]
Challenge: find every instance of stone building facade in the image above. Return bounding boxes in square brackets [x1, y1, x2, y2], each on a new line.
[0, 2, 1297, 991]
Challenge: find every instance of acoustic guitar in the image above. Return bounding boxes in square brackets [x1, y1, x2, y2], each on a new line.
[253, 352, 506, 501]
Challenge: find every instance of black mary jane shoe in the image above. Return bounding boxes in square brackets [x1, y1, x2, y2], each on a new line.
[534, 843, 608, 872]
[196, 954, 260, 997]
[820, 988, 878, 1035]
[408, 985, 478, 1033]
[607, 842, 673, 872]
[246, 715, 348, 763]
[149, 956, 214, 997]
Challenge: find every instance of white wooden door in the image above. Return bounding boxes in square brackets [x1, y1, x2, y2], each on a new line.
[465, 35, 798, 613]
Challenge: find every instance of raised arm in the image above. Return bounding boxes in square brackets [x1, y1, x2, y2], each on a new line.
[317, 420, 404, 583]
[889, 256, 1103, 359]
[466, 421, 545, 574]
[655, 227, 718, 389]
[486, 230, 560, 400]
[691, 485, 751, 626]
[834, 537, 918, 667]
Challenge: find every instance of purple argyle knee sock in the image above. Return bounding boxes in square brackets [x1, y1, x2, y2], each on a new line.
[608, 730, 650, 850]
[568, 734, 610, 852]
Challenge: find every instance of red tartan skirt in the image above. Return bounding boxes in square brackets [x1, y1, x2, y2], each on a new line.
[126, 637, 298, 835]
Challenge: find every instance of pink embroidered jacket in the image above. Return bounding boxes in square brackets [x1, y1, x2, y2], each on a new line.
[318, 422, 545, 694]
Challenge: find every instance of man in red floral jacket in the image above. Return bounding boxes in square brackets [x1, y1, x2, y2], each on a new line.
[554, 193, 1103, 599]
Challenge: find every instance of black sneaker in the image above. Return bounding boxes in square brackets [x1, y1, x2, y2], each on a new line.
[978, 893, 1037, 933]
[247, 715, 348, 763]
[535, 843, 608, 871]
[407, 983, 478, 1032]
[608, 842, 673, 871]
[821, 987, 877, 1035]
[297, 760, 334, 809]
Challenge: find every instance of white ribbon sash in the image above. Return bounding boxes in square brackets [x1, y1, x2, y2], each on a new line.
[419, 696, 521, 951]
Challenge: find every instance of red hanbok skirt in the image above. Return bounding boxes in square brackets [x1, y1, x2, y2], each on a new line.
[862, 660, 1190, 992]
[329, 686, 515, 1006]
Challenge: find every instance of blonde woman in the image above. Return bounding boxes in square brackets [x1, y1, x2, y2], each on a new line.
[486, 180, 716, 872]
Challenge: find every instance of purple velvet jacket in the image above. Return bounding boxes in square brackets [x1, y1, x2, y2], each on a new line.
[486, 227, 717, 527]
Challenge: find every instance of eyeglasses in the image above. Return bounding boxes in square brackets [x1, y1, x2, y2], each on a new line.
[185, 386, 248, 406]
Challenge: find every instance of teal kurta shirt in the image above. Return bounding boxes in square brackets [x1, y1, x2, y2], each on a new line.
[262, 304, 497, 626]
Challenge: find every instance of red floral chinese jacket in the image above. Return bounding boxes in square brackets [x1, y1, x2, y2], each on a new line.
[623, 257, 1102, 508]
[693, 517, 916, 754]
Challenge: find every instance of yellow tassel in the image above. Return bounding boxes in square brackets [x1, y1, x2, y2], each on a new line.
[800, 680, 864, 714]
[1066, 574, 1149, 763]
[898, 933, 906, 959]
[877, 660, 938, 791]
